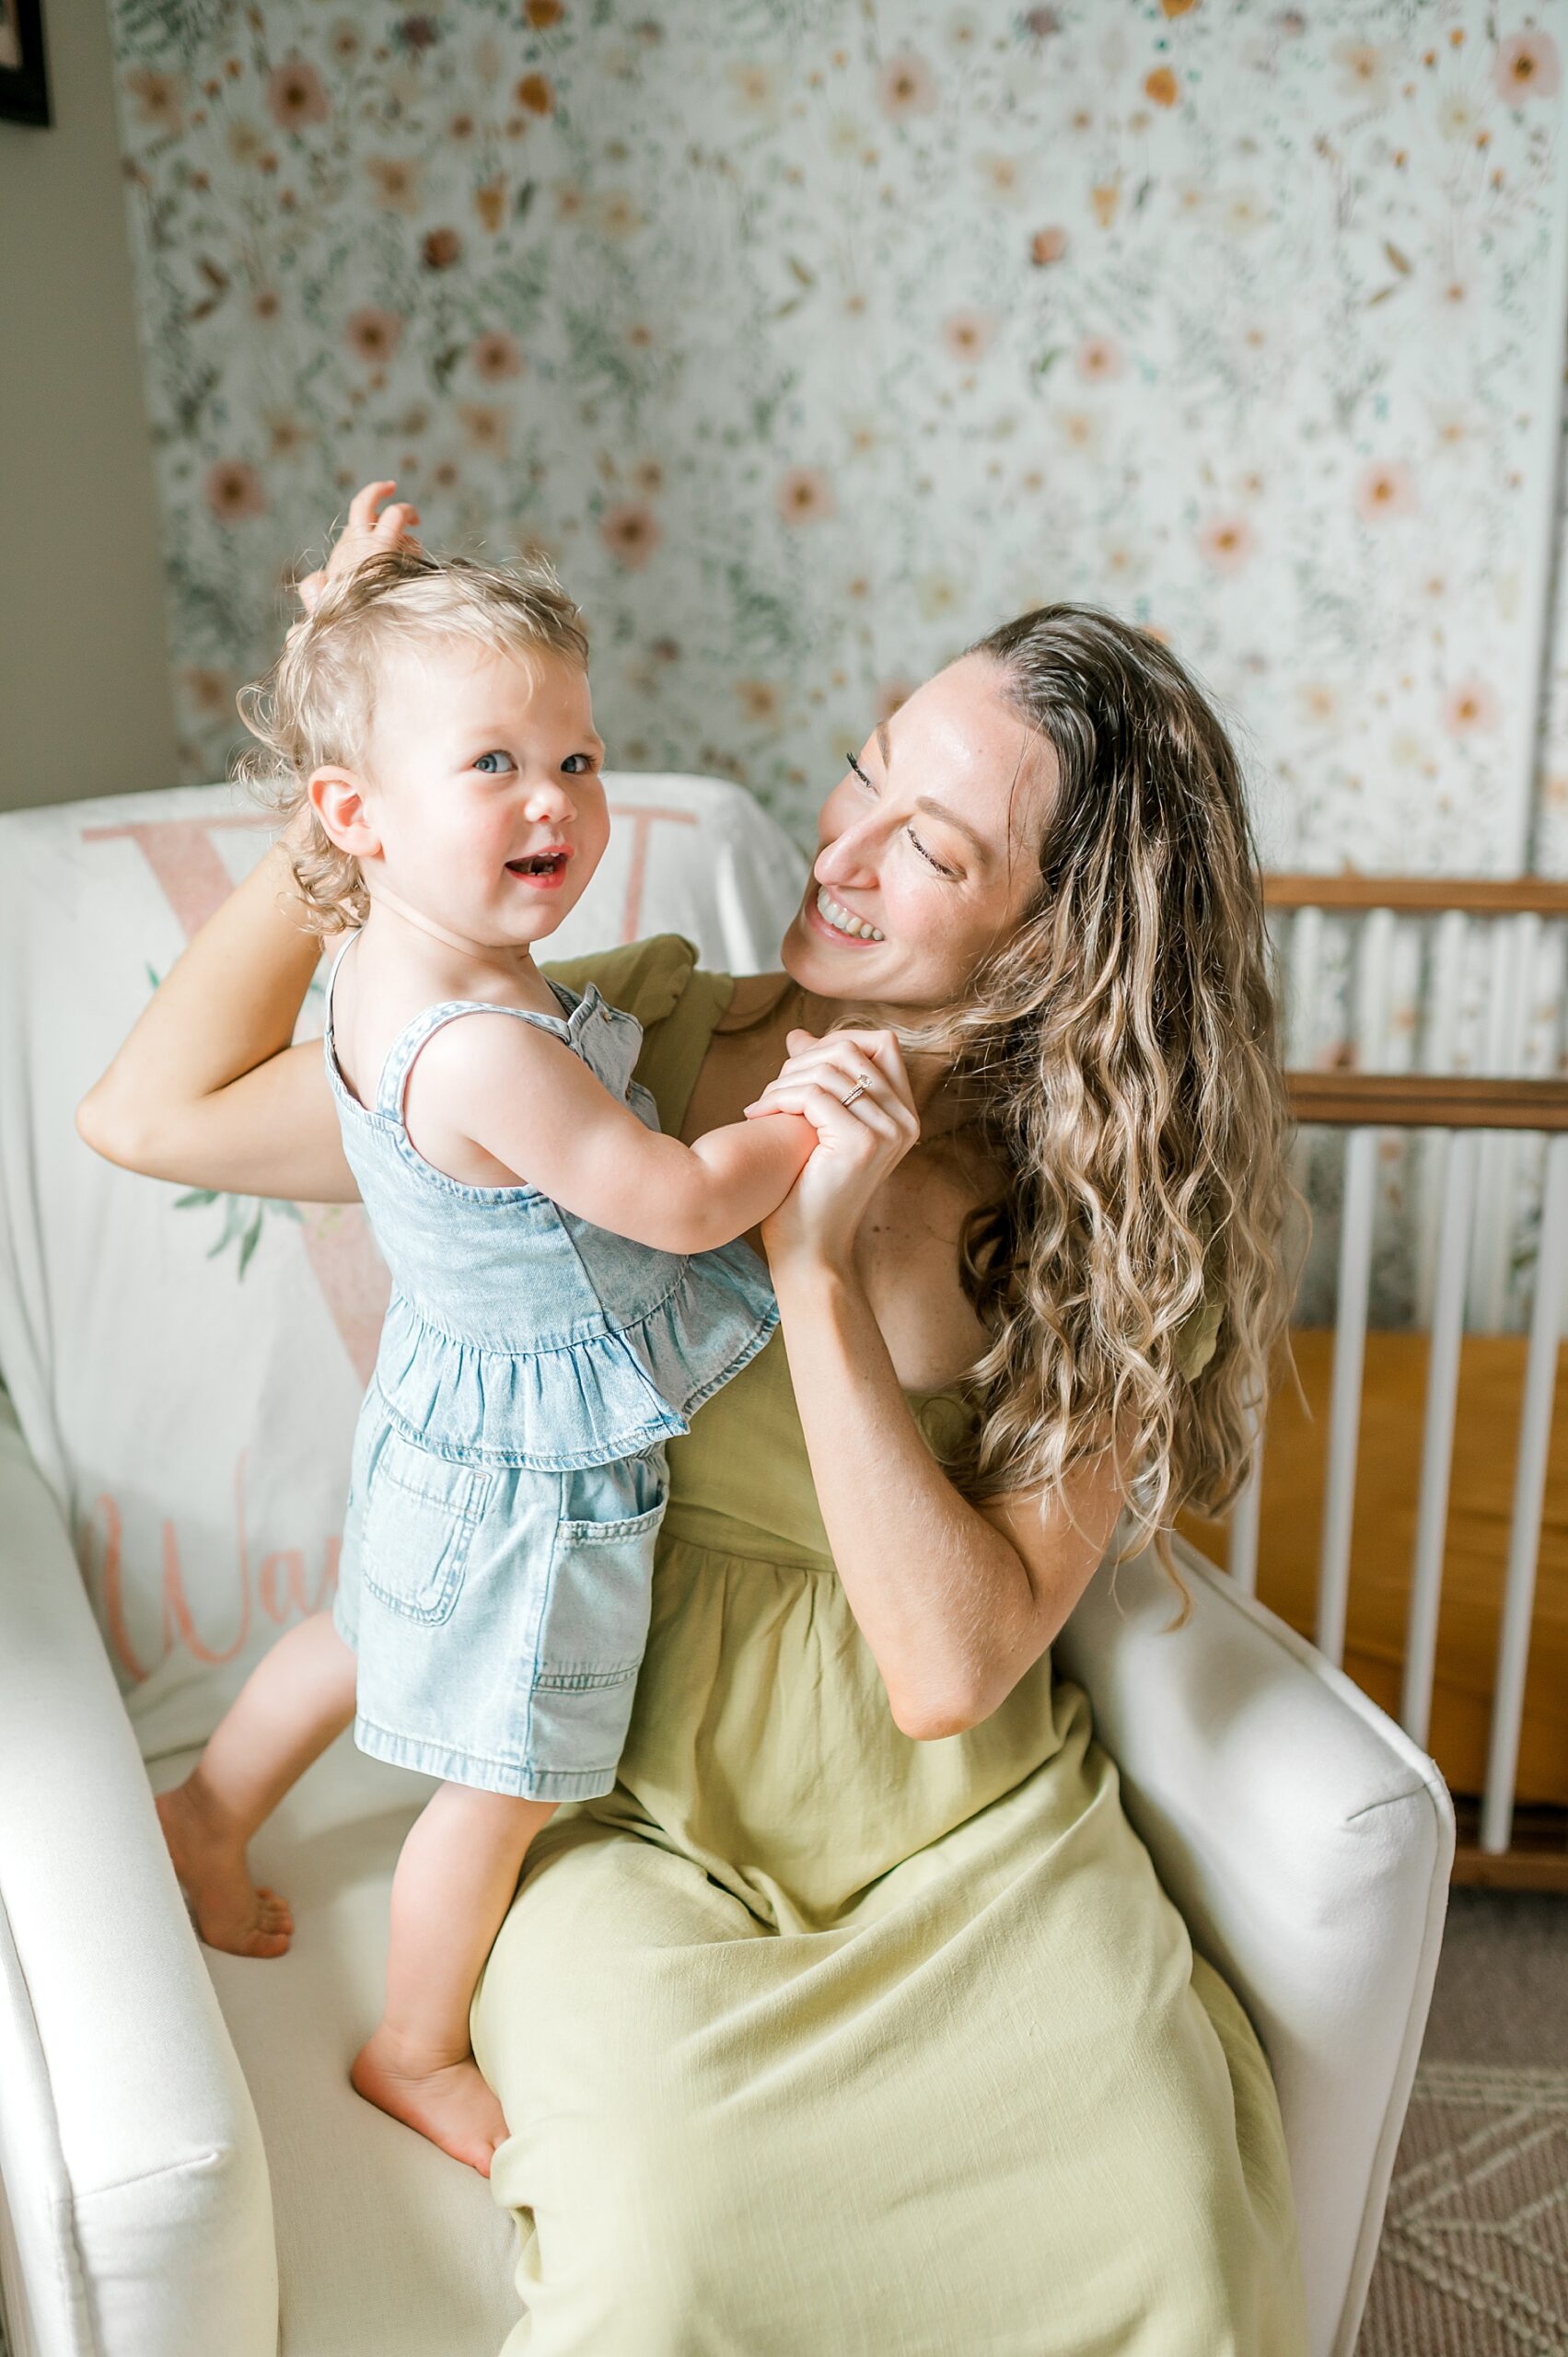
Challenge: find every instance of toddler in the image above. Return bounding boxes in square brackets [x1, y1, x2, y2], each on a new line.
[157, 503, 815, 2175]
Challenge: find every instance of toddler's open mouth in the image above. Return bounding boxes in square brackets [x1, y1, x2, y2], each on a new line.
[505, 849, 572, 888]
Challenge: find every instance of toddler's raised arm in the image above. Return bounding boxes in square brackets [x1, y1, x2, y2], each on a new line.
[293, 479, 422, 621]
[413, 1013, 814, 1253]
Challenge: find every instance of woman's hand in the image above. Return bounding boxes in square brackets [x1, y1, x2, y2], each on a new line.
[742, 1028, 920, 1280]
[294, 479, 423, 616]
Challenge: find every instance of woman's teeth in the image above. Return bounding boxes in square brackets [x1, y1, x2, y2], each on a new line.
[816, 886, 884, 942]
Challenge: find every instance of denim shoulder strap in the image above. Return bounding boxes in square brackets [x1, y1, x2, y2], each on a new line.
[373, 993, 575, 1125]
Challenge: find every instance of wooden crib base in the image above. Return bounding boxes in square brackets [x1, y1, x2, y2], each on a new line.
[1449, 1801, 1568, 1890]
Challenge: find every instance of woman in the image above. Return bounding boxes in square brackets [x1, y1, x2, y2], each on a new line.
[81, 513, 1307, 2352]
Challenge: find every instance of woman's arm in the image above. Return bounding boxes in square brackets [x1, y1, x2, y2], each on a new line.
[748, 1028, 1129, 1741]
[770, 1258, 1125, 1739]
[76, 835, 357, 1203]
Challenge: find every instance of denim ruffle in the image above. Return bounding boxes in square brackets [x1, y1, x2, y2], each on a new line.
[371, 1234, 778, 1472]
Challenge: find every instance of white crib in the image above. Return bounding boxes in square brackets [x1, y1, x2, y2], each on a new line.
[1237, 873, 1568, 1889]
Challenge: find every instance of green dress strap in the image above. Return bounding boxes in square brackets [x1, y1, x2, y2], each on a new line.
[1176, 1285, 1224, 1382]
[540, 933, 736, 1136]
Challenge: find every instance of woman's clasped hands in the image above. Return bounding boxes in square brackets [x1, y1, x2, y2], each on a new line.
[744, 1026, 921, 1277]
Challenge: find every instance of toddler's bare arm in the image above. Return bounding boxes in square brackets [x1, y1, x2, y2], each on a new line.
[414, 1012, 815, 1255]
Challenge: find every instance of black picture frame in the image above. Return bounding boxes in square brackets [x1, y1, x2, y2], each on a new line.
[0, 0, 50, 128]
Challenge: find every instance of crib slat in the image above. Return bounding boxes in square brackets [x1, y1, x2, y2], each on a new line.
[1400, 1132, 1477, 1747]
[1355, 907, 1397, 1072]
[1480, 1129, 1568, 1854]
[1414, 911, 1468, 1329]
[1493, 912, 1536, 1332]
[1317, 1126, 1377, 1667]
[1470, 918, 1527, 1329]
[1288, 906, 1323, 1067]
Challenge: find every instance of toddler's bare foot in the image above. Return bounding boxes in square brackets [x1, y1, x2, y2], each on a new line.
[156, 1782, 293, 1958]
[351, 2028, 509, 2176]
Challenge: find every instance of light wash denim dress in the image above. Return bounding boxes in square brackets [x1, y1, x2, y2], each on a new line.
[323, 932, 778, 1801]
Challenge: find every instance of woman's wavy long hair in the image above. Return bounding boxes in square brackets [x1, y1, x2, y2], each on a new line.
[896, 607, 1304, 1627]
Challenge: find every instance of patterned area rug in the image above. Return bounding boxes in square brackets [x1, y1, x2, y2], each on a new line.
[1358, 2061, 1568, 2355]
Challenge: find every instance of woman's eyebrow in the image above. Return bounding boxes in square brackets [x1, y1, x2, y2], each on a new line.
[919, 798, 989, 858]
[876, 722, 989, 858]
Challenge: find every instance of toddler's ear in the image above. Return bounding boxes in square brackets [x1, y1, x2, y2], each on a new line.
[310, 766, 379, 858]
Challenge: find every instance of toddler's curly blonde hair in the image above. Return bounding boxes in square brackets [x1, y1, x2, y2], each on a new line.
[237, 546, 590, 935]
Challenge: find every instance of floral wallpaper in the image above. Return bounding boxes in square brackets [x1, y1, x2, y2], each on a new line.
[106, 0, 1568, 879]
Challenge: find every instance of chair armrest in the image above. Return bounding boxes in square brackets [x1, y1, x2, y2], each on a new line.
[0, 1392, 276, 2357]
[1054, 1524, 1454, 2357]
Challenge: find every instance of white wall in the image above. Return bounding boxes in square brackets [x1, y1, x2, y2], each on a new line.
[0, 0, 175, 813]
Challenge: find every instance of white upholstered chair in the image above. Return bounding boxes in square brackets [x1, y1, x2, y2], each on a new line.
[0, 781, 1451, 2357]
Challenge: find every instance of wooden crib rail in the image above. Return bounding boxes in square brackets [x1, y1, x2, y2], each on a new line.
[1287, 1072, 1568, 1132]
[1265, 873, 1568, 917]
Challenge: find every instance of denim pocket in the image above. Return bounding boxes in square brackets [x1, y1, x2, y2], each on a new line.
[533, 1454, 667, 1688]
[360, 1430, 494, 1625]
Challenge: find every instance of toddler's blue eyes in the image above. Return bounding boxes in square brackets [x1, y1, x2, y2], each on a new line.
[472, 749, 598, 777]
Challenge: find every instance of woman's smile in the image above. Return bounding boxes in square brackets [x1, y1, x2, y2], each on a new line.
[807, 883, 886, 944]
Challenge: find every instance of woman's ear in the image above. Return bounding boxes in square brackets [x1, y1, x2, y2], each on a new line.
[309, 766, 380, 859]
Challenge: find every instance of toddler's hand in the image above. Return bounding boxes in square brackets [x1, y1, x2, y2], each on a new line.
[296, 479, 423, 616]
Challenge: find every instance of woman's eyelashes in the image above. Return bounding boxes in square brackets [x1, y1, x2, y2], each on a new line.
[844, 749, 956, 879]
[911, 831, 958, 877]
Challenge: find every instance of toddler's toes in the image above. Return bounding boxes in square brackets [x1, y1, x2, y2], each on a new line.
[157, 1784, 295, 1958]
[226, 1887, 293, 1959]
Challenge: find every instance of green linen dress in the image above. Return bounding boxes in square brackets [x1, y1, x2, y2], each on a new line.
[470, 936, 1308, 2357]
